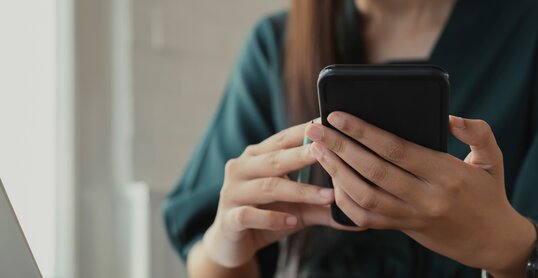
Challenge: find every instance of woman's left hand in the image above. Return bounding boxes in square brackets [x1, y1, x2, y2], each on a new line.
[305, 112, 536, 278]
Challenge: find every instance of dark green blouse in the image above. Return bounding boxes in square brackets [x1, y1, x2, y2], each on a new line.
[163, 0, 538, 276]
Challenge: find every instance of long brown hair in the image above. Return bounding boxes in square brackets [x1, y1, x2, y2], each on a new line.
[285, 0, 344, 125]
[277, 3, 346, 275]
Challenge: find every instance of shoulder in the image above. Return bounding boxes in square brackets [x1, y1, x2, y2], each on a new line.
[239, 11, 288, 67]
[250, 11, 288, 48]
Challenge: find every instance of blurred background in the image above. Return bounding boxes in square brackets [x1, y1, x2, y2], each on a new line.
[0, 0, 286, 277]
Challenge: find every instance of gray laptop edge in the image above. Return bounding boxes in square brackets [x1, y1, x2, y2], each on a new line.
[0, 179, 43, 278]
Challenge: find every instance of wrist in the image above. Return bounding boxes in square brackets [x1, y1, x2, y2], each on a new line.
[484, 211, 536, 278]
[187, 226, 260, 278]
[187, 240, 259, 278]
[201, 223, 230, 267]
[203, 223, 259, 268]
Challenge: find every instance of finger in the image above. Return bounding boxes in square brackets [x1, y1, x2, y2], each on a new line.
[243, 120, 317, 157]
[449, 116, 504, 178]
[231, 177, 334, 205]
[298, 204, 366, 231]
[333, 185, 408, 229]
[259, 202, 365, 231]
[322, 111, 450, 181]
[242, 144, 317, 178]
[310, 142, 415, 218]
[226, 206, 298, 232]
[306, 124, 428, 203]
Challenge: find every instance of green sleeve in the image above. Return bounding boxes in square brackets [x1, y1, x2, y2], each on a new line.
[162, 15, 284, 277]
[511, 63, 538, 220]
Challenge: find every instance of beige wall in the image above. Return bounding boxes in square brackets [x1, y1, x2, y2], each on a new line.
[132, 0, 288, 192]
[73, 2, 289, 277]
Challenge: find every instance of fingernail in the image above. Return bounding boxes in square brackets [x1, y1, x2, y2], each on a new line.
[306, 125, 324, 141]
[328, 113, 345, 129]
[452, 116, 466, 129]
[320, 188, 333, 199]
[286, 216, 297, 226]
[310, 143, 324, 159]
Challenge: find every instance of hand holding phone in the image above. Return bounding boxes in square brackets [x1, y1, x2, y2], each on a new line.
[316, 64, 449, 226]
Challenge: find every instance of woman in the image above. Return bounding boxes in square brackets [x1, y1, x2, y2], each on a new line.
[163, 0, 538, 277]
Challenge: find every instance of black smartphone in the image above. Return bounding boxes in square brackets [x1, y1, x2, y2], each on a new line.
[317, 64, 450, 226]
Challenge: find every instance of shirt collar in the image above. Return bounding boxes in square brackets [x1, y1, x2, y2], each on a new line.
[335, 0, 502, 66]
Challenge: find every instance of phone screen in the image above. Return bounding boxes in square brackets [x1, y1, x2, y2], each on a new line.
[321, 79, 444, 151]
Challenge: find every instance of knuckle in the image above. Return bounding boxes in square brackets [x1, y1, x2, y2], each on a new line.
[352, 210, 370, 227]
[446, 179, 463, 196]
[235, 207, 249, 226]
[477, 120, 493, 141]
[447, 170, 466, 194]
[334, 189, 370, 226]
[347, 124, 365, 140]
[219, 182, 231, 199]
[326, 163, 338, 176]
[268, 150, 283, 170]
[498, 149, 504, 161]
[427, 199, 450, 219]
[260, 177, 279, 194]
[356, 191, 379, 210]
[385, 139, 407, 162]
[243, 145, 257, 156]
[266, 213, 281, 229]
[359, 213, 370, 227]
[299, 144, 312, 160]
[296, 185, 308, 198]
[224, 158, 239, 175]
[275, 130, 287, 147]
[334, 189, 347, 209]
[365, 162, 388, 184]
[331, 138, 346, 154]
[477, 119, 492, 131]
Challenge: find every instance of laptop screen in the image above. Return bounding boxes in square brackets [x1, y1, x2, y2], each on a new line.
[0, 179, 42, 278]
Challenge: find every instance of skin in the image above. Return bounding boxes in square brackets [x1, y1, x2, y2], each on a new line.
[187, 122, 362, 278]
[357, 0, 456, 63]
[187, 0, 537, 277]
[305, 113, 536, 278]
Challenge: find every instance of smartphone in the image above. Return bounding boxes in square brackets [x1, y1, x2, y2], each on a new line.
[317, 64, 450, 226]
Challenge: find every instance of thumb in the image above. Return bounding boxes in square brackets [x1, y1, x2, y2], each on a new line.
[449, 116, 504, 179]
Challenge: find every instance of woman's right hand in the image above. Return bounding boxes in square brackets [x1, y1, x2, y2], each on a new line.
[200, 121, 360, 270]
